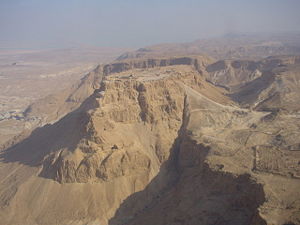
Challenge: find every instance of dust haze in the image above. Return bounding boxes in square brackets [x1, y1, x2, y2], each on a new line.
[0, 1, 300, 225]
[0, 0, 300, 48]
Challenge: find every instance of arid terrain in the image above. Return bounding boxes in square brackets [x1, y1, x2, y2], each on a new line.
[0, 47, 130, 145]
[118, 33, 300, 60]
[0, 34, 300, 225]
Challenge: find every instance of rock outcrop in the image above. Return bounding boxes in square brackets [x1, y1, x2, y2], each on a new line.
[0, 56, 299, 225]
[205, 56, 300, 112]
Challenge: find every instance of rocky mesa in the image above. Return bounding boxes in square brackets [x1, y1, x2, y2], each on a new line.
[0, 55, 299, 225]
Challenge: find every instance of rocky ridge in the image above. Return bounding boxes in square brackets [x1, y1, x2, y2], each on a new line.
[0, 56, 299, 225]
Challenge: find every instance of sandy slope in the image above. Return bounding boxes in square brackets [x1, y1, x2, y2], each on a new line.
[0, 56, 299, 225]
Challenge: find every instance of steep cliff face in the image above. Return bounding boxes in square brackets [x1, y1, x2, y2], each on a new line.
[109, 80, 300, 225]
[0, 56, 299, 225]
[46, 75, 186, 184]
[103, 56, 212, 75]
[108, 89, 268, 225]
[37, 56, 218, 184]
[0, 60, 208, 225]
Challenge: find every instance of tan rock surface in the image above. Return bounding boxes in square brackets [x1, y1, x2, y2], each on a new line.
[0, 56, 299, 225]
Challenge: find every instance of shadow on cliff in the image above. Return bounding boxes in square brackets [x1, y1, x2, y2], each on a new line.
[108, 134, 267, 225]
[0, 92, 99, 179]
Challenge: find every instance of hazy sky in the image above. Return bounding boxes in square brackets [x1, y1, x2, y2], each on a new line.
[0, 0, 300, 49]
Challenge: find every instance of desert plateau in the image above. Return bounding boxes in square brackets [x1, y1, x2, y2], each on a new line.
[0, 1, 300, 225]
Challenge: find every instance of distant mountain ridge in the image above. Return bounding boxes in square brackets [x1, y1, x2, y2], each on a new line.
[117, 33, 300, 61]
[0, 35, 300, 225]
